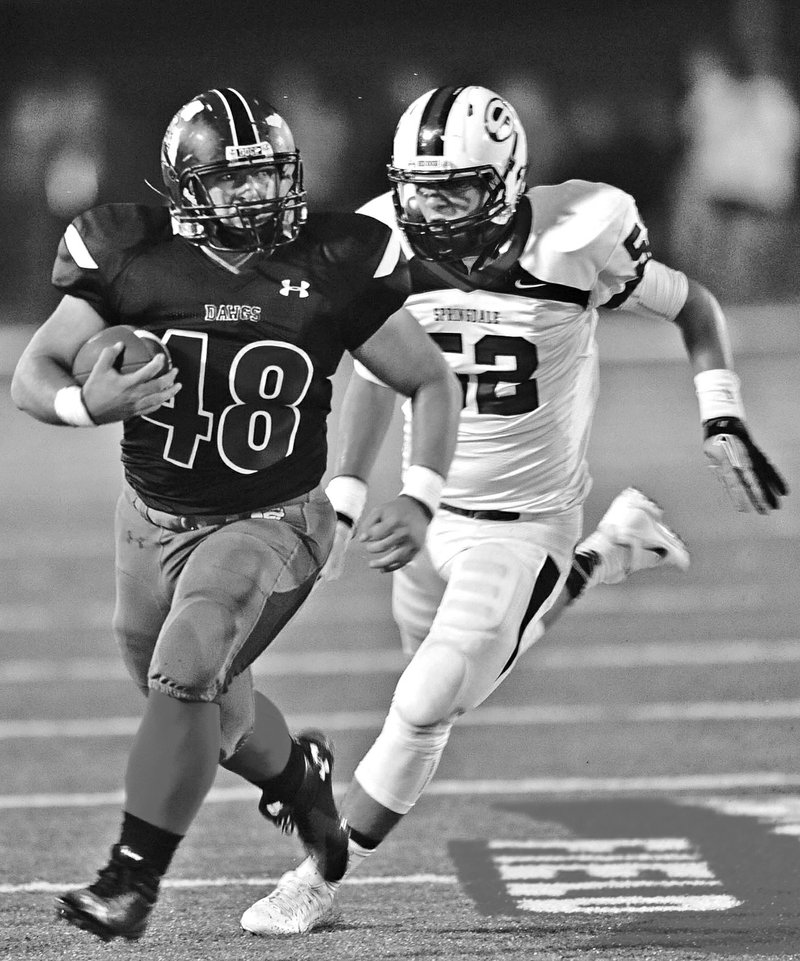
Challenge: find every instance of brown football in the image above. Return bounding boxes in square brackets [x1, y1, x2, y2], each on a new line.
[72, 325, 172, 386]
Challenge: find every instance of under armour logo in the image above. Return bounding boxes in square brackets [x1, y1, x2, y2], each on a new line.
[309, 743, 331, 780]
[280, 279, 310, 298]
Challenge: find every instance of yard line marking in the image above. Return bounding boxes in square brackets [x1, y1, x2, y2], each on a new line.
[0, 520, 796, 560]
[0, 874, 456, 895]
[3, 638, 800, 683]
[5, 698, 800, 740]
[0, 773, 798, 812]
[0, 582, 792, 630]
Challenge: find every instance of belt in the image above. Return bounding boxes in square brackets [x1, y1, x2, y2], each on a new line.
[440, 502, 531, 522]
[129, 485, 320, 532]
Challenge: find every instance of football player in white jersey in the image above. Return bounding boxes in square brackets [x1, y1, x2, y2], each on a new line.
[240, 85, 788, 935]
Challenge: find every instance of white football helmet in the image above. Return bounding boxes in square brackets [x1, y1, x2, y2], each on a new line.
[388, 85, 527, 261]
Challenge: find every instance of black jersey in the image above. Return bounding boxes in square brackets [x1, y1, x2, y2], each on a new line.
[54, 204, 409, 514]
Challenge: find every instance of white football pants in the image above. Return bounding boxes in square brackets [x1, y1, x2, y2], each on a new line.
[354, 506, 581, 814]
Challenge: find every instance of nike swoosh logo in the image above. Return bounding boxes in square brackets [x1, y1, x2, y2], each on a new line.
[514, 280, 547, 289]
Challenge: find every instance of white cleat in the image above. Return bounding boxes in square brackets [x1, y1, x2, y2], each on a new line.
[241, 856, 339, 936]
[576, 487, 690, 588]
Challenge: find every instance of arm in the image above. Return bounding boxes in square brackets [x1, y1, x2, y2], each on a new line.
[326, 306, 461, 575]
[318, 376, 397, 582]
[333, 375, 398, 482]
[11, 295, 179, 426]
[669, 277, 733, 373]
[351, 306, 460, 480]
[669, 276, 788, 513]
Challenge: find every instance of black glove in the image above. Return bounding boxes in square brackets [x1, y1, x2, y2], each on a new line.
[703, 416, 788, 513]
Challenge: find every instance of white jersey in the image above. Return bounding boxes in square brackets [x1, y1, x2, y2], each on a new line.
[357, 181, 684, 515]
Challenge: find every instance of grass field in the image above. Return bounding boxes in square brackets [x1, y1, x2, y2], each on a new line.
[1, 327, 799, 960]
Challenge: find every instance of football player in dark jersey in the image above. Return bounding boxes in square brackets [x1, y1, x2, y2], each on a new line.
[11, 87, 461, 943]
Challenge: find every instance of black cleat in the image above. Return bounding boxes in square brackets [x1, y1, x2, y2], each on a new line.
[55, 844, 159, 942]
[259, 730, 349, 882]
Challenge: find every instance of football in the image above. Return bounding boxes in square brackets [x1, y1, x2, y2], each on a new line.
[72, 325, 172, 386]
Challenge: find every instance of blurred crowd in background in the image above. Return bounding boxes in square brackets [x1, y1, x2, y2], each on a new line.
[2, 0, 799, 321]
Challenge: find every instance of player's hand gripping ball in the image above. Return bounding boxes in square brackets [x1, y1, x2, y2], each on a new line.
[72, 325, 172, 385]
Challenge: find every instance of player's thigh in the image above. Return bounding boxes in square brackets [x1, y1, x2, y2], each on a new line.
[151, 498, 335, 699]
[112, 490, 171, 692]
[393, 514, 578, 722]
[392, 543, 447, 656]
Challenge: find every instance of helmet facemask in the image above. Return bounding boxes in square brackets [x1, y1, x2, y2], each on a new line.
[169, 155, 307, 253]
[389, 165, 513, 261]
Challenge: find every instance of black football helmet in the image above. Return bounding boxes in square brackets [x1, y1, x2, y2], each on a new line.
[160, 87, 307, 253]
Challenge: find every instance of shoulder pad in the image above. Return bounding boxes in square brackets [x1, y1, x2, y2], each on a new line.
[528, 180, 634, 252]
[55, 204, 170, 284]
[357, 192, 414, 261]
[52, 204, 172, 312]
[356, 192, 396, 229]
[307, 210, 403, 280]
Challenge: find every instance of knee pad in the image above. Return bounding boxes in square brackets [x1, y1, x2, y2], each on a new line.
[393, 544, 526, 722]
[150, 597, 238, 700]
[354, 702, 452, 815]
[393, 643, 470, 726]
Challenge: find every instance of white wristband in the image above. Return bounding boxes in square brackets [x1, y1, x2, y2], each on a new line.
[53, 385, 97, 427]
[399, 464, 445, 519]
[325, 475, 368, 527]
[694, 369, 746, 422]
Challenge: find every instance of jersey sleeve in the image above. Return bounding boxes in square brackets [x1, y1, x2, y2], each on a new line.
[356, 192, 396, 229]
[51, 204, 167, 319]
[592, 189, 653, 310]
[337, 212, 411, 351]
[613, 259, 689, 322]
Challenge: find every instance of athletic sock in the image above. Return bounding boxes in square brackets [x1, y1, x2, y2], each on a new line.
[254, 737, 306, 802]
[565, 550, 599, 600]
[311, 835, 374, 891]
[119, 810, 183, 877]
[347, 827, 380, 851]
[346, 836, 375, 874]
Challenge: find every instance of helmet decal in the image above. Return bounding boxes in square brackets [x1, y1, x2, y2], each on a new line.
[224, 142, 275, 161]
[484, 98, 514, 142]
[178, 100, 205, 122]
[208, 87, 263, 149]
